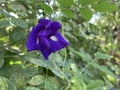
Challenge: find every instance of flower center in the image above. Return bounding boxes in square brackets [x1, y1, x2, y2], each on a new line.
[37, 38, 39, 44]
[50, 36, 58, 41]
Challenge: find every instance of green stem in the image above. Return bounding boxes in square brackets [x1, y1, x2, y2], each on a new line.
[80, 59, 96, 74]
[44, 68, 49, 90]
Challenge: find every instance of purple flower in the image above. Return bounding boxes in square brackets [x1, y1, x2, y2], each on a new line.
[26, 18, 69, 60]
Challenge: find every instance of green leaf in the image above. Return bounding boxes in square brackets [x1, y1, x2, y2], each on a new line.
[71, 76, 87, 90]
[80, 8, 93, 21]
[48, 77, 59, 87]
[0, 9, 10, 17]
[11, 32, 21, 41]
[10, 73, 26, 90]
[22, 66, 38, 77]
[29, 75, 44, 85]
[40, 2, 52, 14]
[92, 2, 118, 12]
[78, 0, 100, 5]
[8, 3, 26, 11]
[45, 77, 59, 90]
[26, 86, 40, 90]
[0, 77, 17, 90]
[24, 53, 53, 68]
[0, 0, 5, 3]
[87, 80, 104, 90]
[0, 20, 10, 28]
[95, 52, 112, 60]
[9, 27, 26, 43]
[71, 49, 92, 62]
[50, 68, 63, 79]
[4, 46, 20, 54]
[62, 9, 74, 18]
[92, 63, 116, 78]
[3, 49, 18, 58]
[0, 42, 3, 48]
[12, 18, 28, 28]
[0, 58, 4, 68]
[50, 54, 69, 79]
[57, 0, 73, 8]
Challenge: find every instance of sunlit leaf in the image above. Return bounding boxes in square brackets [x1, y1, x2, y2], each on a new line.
[57, 0, 73, 8]
[80, 8, 93, 21]
[40, 2, 52, 14]
[92, 2, 118, 12]
[62, 9, 74, 18]
[78, 0, 100, 5]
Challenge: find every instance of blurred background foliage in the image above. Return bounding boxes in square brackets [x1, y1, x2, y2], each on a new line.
[0, 0, 120, 90]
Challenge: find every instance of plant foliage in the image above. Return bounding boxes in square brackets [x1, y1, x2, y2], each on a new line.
[0, 0, 120, 90]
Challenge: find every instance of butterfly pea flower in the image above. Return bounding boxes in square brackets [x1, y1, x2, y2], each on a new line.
[26, 18, 69, 60]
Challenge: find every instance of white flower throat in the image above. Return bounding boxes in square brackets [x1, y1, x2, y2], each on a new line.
[50, 36, 58, 41]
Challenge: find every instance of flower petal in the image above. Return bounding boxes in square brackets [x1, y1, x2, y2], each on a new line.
[37, 21, 61, 37]
[26, 23, 43, 51]
[26, 18, 69, 60]
[38, 18, 52, 28]
[46, 22, 62, 36]
[39, 36, 50, 48]
[40, 48, 52, 60]
[49, 31, 69, 52]
[39, 32, 69, 60]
